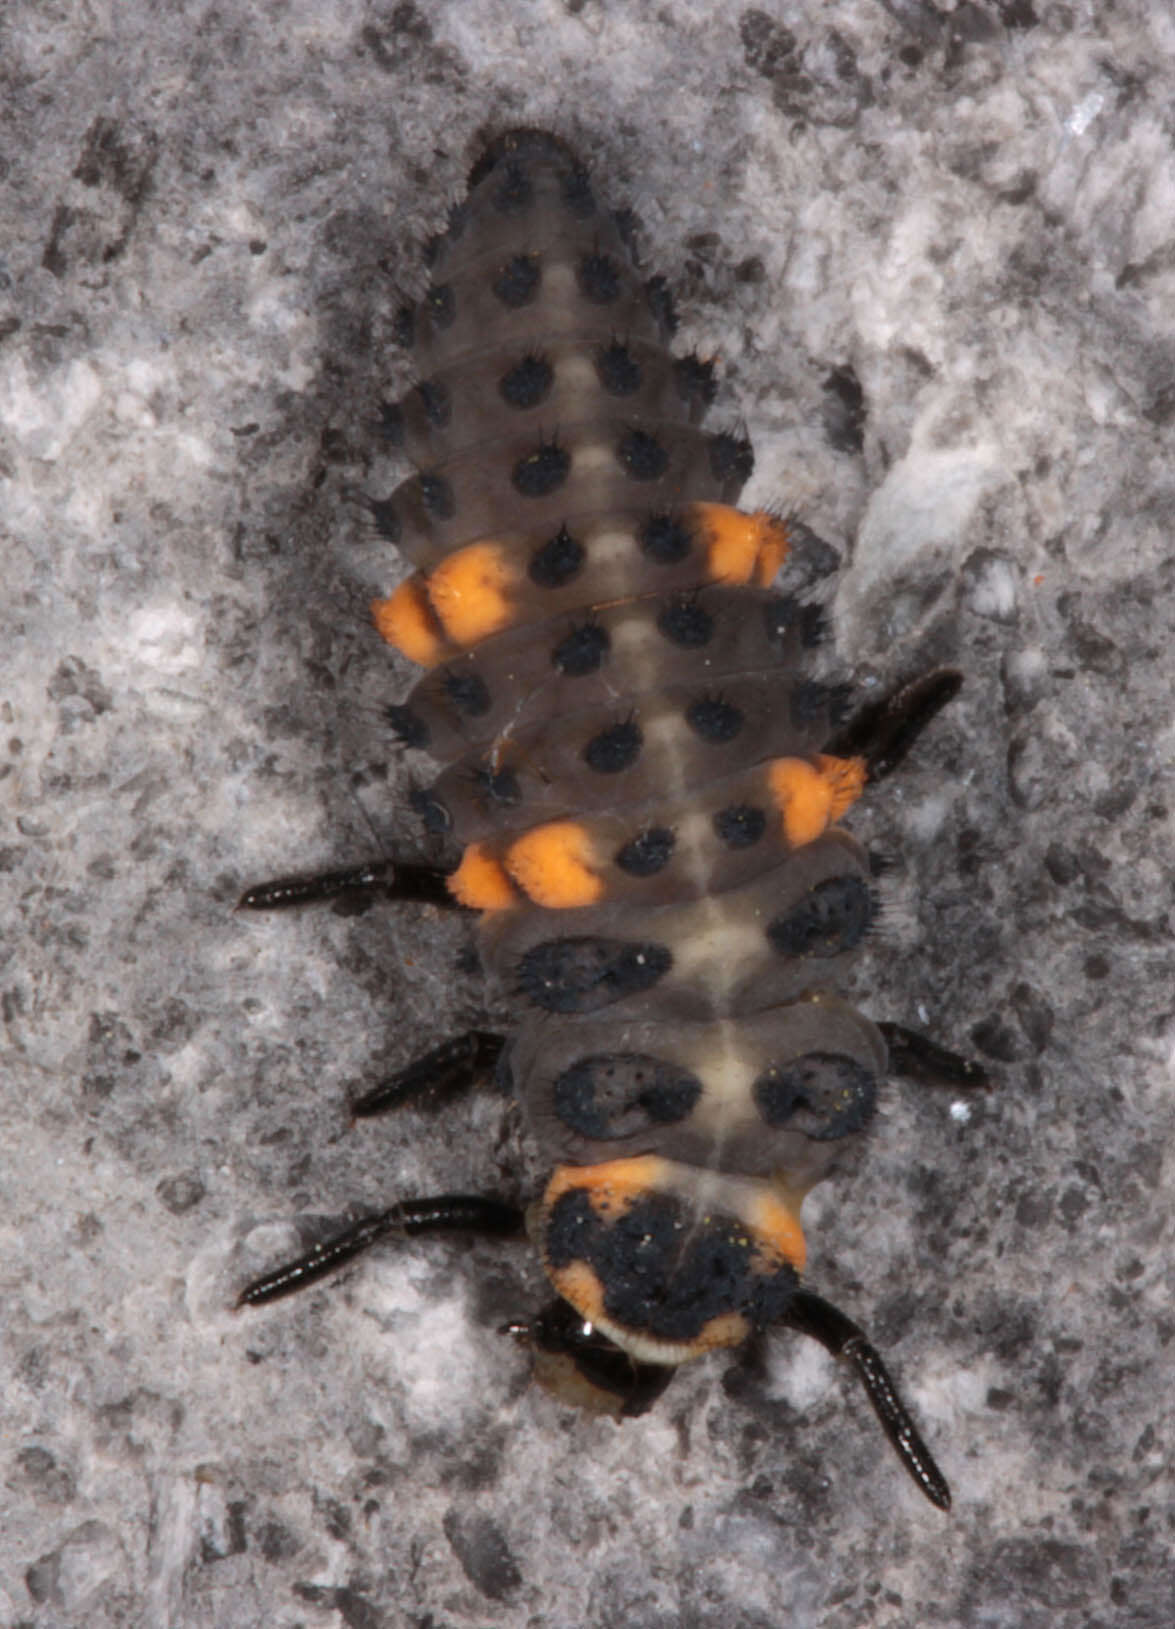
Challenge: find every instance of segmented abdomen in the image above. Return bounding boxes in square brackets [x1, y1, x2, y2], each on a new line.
[375, 130, 884, 1360]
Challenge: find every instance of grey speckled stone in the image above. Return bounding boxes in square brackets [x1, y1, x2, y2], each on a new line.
[3, 3, 1172, 1626]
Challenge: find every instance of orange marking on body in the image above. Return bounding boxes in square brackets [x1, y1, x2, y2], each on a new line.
[546, 1260, 607, 1324]
[448, 844, 517, 911]
[816, 753, 867, 821]
[768, 758, 835, 846]
[371, 577, 447, 666]
[768, 755, 866, 846]
[427, 543, 517, 647]
[543, 1156, 666, 1221]
[505, 821, 604, 908]
[694, 504, 790, 585]
[748, 1189, 807, 1274]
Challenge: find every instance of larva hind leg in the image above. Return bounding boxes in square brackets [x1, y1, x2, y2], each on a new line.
[826, 668, 963, 783]
[237, 857, 459, 912]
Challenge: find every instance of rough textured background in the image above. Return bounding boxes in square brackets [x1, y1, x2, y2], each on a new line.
[3, 2, 1173, 1626]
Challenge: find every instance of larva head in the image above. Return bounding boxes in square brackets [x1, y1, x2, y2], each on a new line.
[535, 1156, 807, 1366]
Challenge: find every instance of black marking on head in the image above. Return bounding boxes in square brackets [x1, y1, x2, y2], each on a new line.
[552, 621, 610, 676]
[583, 719, 641, 773]
[614, 827, 675, 876]
[442, 669, 491, 717]
[657, 594, 714, 648]
[578, 250, 622, 304]
[500, 354, 553, 409]
[409, 785, 452, 835]
[415, 378, 451, 428]
[545, 1188, 799, 1340]
[426, 284, 456, 328]
[385, 704, 430, 749]
[473, 765, 523, 807]
[367, 496, 401, 542]
[767, 875, 874, 958]
[418, 473, 455, 519]
[617, 429, 669, 481]
[493, 161, 534, 214]
[713, 804, 766, 849]
[596, 342, 642, 396]
[553, 1053, 701, 1139]
[673, 353, 718, 409]
[393, 305, 416, 348]
[710, 431, 754, 486]
[378, 400, 404, 444]
[752, 1053, 877, 1140]
[517, 937, 672, 1014]
[639, 511, 693, 565]
[561, 164, 596, 217]
[686, 696, 743, 744]
[644, 274, 678, 335]
[513, 439, 571, 498]
[529, 524, 584, 587]
[493, 254, 541, 308]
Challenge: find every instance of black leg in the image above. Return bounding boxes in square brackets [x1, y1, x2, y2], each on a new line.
[827, 668, 963, 783]
[351, 1030, 507, 1119]
[237, 858, 460, 912]
[780, 1288, 952, 1511]
[237, 1195, 526, 1307]
[878, 1022, 992, 1090]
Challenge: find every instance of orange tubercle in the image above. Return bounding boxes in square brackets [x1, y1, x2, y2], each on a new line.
[371, 577, 448, 666]
[543, 1156, 667, 1222]
[816, 753, 867, 821]
[505, 821, 604, 908]
[768, 755, 867, 846]
[695, 503, 790, 585]
[747, 1188, 808, 1275]
[448, 844, 518, 911]
[427, 542, 517, 647]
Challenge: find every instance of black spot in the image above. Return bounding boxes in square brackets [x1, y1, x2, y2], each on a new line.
[710, 431, 754, 486]
[657, 595, 714, 648]
[552, 622, 610, 676]
[385, 704, 429, 749]
[673, 353, 717, 409]
[517, 937, 672, 1014]
[713, 804, 766, 849]
[418, 473, 455, 519]
[617, 429, 668, 481]
[752, 1054, 877, 1140]
[493, 254, 541, 308]
[367, 496, 400, 542]
[529, 525, 584, 587]
[513, 440, 570, 498]
[553, 1053, 701, 1139]
[415, 377, 450, 427]
[499, 355, 553, 409]
[578, 251, 622, 304]
[473, 765, 522, 807]
[790, 679, 835, 726]
[767, 875, 874, 958]
[409, 786, 451, 835]
[393, 305, 416, 348]
[614, 828, 674, 876]
[378, 400, 404, 444]
[493, 162, 534, 214]
[638, 511, 693, 564]
[426, 283, 456, 328]
[544, 1188, 799, 1340]
[442, 669, 491, 717]
[686, 696, 743, 743]
[583, 720, 641, 773]
[596, 342, 642, 396]
[561, 166, 596, 217]
[644, 274, 678, 335]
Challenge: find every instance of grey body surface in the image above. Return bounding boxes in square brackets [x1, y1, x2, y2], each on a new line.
[3, 3, 1173, 1627]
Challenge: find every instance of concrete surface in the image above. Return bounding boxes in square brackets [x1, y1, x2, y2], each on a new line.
[2, 2, 1173, 1625]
